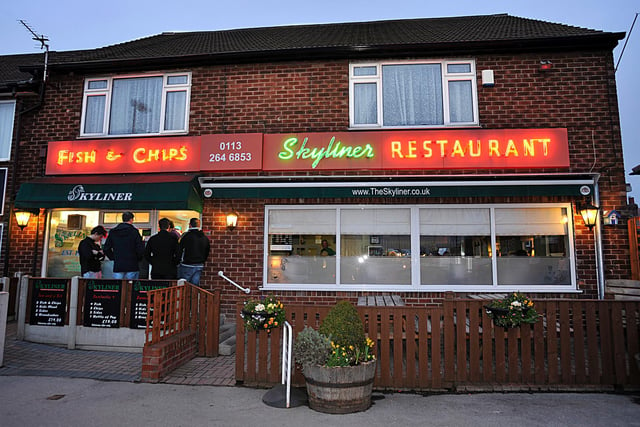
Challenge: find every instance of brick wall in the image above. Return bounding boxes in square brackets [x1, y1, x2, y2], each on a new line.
[7, 49, 630, 317]
[141, 330, 197, 383]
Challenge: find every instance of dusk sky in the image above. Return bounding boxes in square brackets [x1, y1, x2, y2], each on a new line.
[2, 0, 638, 199]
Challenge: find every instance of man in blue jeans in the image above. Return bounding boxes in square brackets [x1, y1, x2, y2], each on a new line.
[103, 212, 145, 279]
[178, 217, 210, 285]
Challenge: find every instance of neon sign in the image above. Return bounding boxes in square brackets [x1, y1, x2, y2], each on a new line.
[278, 136, 375, 169]
[46, 136, 201, 175]
[46, 129, 569, 175]
[263, 129, 569, 171]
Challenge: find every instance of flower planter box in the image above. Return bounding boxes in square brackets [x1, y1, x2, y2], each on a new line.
[303, 360, 376, 414]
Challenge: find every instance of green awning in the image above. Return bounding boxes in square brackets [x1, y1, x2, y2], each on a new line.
[200, 177, 595, 200]
[15, 174, 203, 212]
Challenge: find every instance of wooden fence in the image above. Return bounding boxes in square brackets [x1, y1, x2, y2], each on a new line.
[236, 299, 640, 390]
[146, 284, 220, 357]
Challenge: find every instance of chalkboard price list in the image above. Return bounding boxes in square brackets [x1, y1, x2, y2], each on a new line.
[29, 279, 68, 327]
[83, 280, 122, 328]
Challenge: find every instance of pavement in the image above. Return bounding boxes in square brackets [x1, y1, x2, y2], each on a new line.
[1, 321, 640, 426]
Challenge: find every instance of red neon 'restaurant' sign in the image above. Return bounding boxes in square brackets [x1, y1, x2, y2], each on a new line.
[262, 129, 569, 171]
[46, 137, 201, 175]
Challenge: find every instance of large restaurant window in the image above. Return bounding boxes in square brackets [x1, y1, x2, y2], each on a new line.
[44, 209, 198, 278]
[264, 204, 574, 292]
[80, 73, 191, 137]
[349, 60, 478, 128]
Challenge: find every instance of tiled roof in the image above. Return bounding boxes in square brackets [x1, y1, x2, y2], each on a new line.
[0, 53, 44, 90]
[48, 14, 621, 65]
[1, 14, 625, 81]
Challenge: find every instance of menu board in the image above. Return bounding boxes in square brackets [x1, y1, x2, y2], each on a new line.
[83, 279, 122, 328]
[29, 278, 68, 326]
[130, 280, 172, 329]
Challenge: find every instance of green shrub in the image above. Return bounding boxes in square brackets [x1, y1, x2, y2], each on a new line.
[293, 326, 332, 368]
[319, 300, 366, 350]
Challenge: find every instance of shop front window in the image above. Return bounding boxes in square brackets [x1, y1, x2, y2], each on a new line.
[45, 209, 199, 278]
[267, 209, 337, 284]
[495, 208, 570, 286]
[419, 208, 492, 286]
[263, 204, 575, 291]
[47, 210, 101, 277]
[340, 208, 412, 285]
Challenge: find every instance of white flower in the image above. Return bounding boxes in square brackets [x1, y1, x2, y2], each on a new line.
[255, 303, 265, 312]
[510, 301, 522, 307]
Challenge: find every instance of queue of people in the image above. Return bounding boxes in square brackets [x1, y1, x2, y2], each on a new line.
[79, 212, 210, 285]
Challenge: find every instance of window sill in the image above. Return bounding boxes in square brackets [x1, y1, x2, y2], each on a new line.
[347, 124, 482, 131]
[76, 131, 189, 140]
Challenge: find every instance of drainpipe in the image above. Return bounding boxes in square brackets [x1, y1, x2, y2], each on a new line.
[592, 176, 606, 299]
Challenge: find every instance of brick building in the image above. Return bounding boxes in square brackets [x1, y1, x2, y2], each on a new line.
[0, 14, 631, 319]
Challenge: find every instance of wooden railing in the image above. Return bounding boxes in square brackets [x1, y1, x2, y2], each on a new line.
[236, 299, 640, 390]
[146, 284, 220, 357]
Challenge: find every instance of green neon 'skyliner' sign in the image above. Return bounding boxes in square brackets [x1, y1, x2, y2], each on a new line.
[278, 136, 375, 169]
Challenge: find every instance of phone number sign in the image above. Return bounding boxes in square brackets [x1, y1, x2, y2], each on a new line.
[200, 133, 263, 171]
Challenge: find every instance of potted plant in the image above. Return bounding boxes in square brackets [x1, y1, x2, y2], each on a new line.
[484, 292, 539, 328]
[293, 300, 376, 414]
[240, 295, 285, 333]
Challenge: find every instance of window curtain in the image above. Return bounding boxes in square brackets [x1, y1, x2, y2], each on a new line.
[109, 77, 162, 135]
[353, 83, 377, 125]
[164, 90, 187, 131]
[0, 101, 16, 160]
[448, 80, 473, 123]
[84, 95, 106, 134]
[341, 208, 410, 234]
[269, 209, 336, 234]
[420, 208, 490, 235]
[382, 64, 443, 126]
[495, 207, 567, 235]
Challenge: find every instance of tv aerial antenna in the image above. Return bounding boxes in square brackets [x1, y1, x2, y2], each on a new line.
[18, 19, 50, 82]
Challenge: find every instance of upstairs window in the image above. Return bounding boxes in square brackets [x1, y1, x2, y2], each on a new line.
[0, 100, 16, 160]
[81, 73, 191, 137]
[350, 61, 478, 128]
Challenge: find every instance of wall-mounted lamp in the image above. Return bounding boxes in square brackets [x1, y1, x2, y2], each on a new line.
[226, 210, 238, 231]
[15, 210, 33, 230]
[540, 60, 553, 72]
[578, 202, 599, 231]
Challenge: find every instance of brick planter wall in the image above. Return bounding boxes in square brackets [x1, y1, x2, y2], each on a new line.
[141, 330, 197, 383]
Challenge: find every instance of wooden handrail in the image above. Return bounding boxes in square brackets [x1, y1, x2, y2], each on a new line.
[145, 283, 220, 356]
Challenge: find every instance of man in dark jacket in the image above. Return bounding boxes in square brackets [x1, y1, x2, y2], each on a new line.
[177, 217, 210, 285]
[78, 225, 107, 278]
[145, 217, 179, 279]
[103, 212, 145, 279]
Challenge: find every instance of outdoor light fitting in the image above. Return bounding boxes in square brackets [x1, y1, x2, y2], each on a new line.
[15, 210, 33, 230]
[226, 210, 238, 231]
[578, 202, 599, 231]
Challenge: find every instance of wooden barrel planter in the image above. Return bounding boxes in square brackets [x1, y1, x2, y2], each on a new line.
[303, 360, 376, 414]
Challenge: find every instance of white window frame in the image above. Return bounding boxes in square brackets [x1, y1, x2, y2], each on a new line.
[349, 60, 479, 129]
[262, 203, 577, 293]
[0, 100, 16, 161]
[80, 72, 191, 137]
